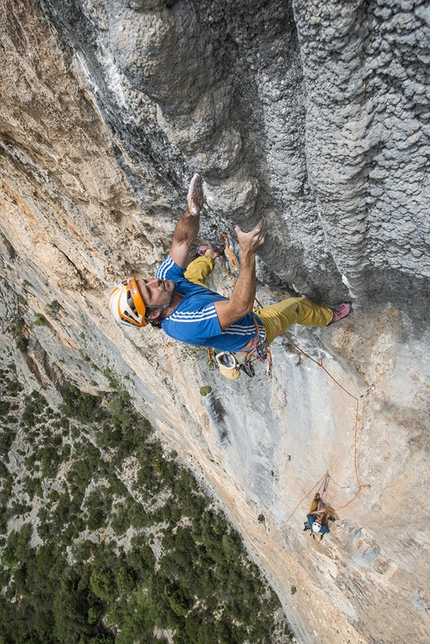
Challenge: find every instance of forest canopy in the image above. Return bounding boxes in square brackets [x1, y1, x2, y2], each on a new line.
[0, 366, 292, 643]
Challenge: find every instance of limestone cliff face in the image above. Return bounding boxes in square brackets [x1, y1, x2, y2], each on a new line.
[0, 1, 429, 643]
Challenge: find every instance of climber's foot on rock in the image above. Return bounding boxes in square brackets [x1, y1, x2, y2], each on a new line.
[327, 302, 352, 326]
[197, 243, 225, 258]
[187, 173, 204, 215]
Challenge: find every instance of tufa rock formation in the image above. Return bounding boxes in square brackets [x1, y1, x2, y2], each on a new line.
[0, 0, 429, 642]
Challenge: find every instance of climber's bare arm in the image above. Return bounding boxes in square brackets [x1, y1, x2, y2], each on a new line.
[169, 174, 204, 268]
[310, 505, 329, 516]
[215, 220, 266, 329]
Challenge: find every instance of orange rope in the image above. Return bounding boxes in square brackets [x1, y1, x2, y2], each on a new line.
[331, 484, 371, 512]
[262, 311, 372, 522]
[254, 296, 361, 403]
[284, 474, 327, 525]
[284, 332, 359, 401]
[230, 258, 373, 523]
[221, 232, 238, 270]
[353, 400, 361, 487]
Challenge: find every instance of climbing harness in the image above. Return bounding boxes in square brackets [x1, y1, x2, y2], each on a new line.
[208, 316, 273, 380]
[285, 461, 371, 526]
[302, 473, 337, 541]
[240, 315, 273, 377]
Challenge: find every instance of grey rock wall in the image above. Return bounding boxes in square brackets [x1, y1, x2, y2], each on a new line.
[38, 0, 430, 307]
[294, 0, 430, 300]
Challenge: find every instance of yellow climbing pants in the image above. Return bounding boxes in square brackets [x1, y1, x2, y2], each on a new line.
[254, 298, 333, 344]
[184, 256, 333, 344]
[184, 256, 215, 287]
[309, 497, 319, 514]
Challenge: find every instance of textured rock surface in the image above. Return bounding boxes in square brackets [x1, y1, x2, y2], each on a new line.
[0, 0, 429, 642]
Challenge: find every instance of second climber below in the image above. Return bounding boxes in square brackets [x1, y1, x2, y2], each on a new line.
[110, 174, 352, 353]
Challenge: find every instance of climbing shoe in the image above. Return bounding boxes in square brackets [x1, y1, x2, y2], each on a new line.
[197, 243, 225, 258]
[327, 302, 352, 326]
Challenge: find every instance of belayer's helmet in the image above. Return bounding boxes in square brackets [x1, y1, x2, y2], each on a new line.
[110, 277, 147, 328]
[311, 521, 321, 533]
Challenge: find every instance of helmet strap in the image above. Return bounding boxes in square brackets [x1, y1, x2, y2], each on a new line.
[145, 294, 174, 319]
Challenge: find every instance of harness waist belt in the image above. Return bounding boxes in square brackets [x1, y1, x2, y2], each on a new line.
[239, 316, 266, 354]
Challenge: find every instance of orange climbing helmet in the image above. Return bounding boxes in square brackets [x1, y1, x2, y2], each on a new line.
[110, 277, 147, 328]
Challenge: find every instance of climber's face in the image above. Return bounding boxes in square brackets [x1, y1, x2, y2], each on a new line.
[136, 277, 175, 311]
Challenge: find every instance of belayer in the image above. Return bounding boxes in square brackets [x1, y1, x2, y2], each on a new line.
[304, 493, 336, 541]
[110, 174, 351, 355]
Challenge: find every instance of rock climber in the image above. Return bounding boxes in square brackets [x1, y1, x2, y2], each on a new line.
[110, 174, 351, 354]
[304, 493, 336, 540]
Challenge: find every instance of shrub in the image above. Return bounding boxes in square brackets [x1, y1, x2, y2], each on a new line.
[9, 317, 25, 335]
[2, 523, 32, 569]
[90, 567, 116, 602]
[39, 446, 62, 478]
[0, 400, 10, 415]
[0, 379, 292, 642]
[110, 504, 129, 536]
[85, 490, 110, 531]
[61, 384, 106, 423]
[0, 426, 15, 459]
[23, 476, 42, 499]
[0, 377, 22, 396]
[15, 336, 28, 353]
[45, 300, 61, 318]
[9, 501, 32, 517]
[33, 313, 47, 326]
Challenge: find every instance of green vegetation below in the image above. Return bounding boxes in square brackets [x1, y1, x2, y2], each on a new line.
[0, 366, 292, 643]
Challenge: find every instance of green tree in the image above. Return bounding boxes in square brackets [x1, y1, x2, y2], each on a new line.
[90, 567, 116, 603]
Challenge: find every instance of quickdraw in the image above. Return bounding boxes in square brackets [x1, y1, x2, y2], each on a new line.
[240, 316, 273, 377]
[221, 232, 239, 270]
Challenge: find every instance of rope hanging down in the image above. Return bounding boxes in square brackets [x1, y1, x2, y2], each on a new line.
[281, 342, 371, 523]
[319, 471, 330, 508]
[217, 239, 371, 516]
[249, 301, 372, 520]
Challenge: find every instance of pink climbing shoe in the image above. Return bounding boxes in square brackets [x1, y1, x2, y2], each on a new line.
[197, 243, 225, 258]
[327, 302, 352, 326]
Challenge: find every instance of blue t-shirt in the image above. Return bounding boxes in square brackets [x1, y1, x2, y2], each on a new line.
[306, 514, 330, 535]
[156, 256, 264, 352]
